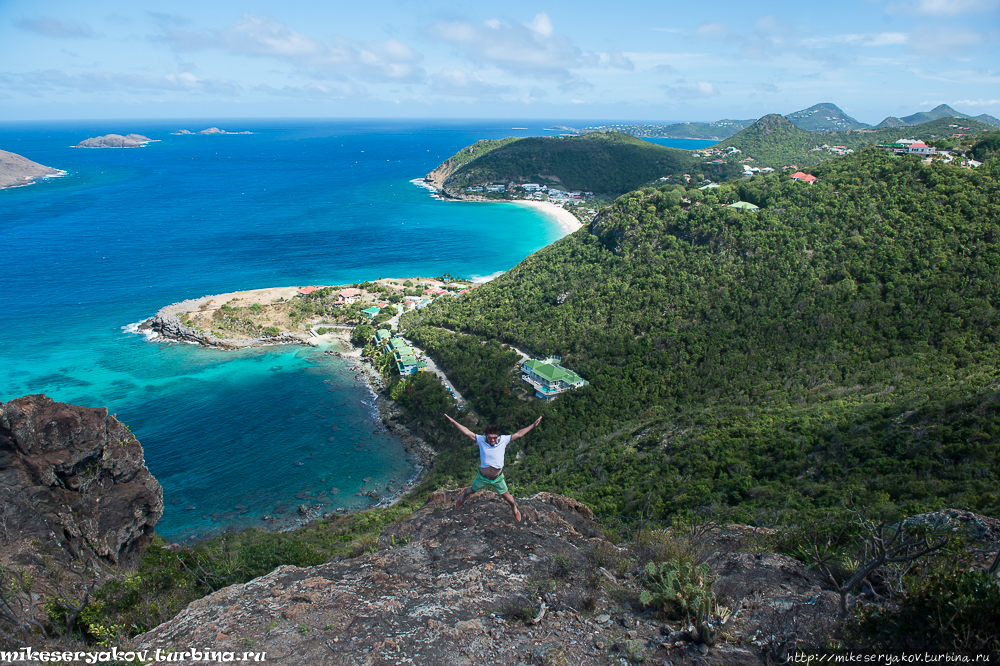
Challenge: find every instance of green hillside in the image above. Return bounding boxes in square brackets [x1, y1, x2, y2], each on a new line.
[399, 149, 1000, 523]
[440, 132, 740, 196]
[717, 114, 998, 168]
[786, 102, 870, 132]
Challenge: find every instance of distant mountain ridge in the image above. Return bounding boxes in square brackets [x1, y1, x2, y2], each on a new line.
[785, 103, 871, 132]
[576, 103, 998, 142]
[877, 104, 1000, 129]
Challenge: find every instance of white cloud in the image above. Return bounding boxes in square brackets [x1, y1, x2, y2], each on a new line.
[158, 14, 425, 83]
[10, 69, 240, 94]
[15, 17, 95, 38]
[254, 81, 366, 98]
[604, 52, 635, 71]
[802, 32, 909, 47]
[952, 98, 1000, 105]
[428, 13, 599, 80]
[429, 69, 514, 97]
[902, 0, 1000, 15]
[908, 25, 989, 56]
[661, 81, 719, 98]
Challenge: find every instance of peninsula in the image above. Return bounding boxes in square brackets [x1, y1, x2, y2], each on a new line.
[139, 277, 471, 350]
[0, 148, 62, 188]
[75, 133, 154, 148]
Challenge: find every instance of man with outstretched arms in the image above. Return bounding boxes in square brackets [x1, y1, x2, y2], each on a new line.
[445, 414, 543, 522]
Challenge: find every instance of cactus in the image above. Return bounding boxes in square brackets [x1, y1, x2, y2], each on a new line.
[691, 596, 734, 647]
[639, 559, 715, 620]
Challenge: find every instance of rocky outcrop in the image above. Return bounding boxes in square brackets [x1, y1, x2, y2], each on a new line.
[0, 149, 60, 188]
[0, 395, 163, 564]
[173, 128, 253, 135]
[75, 134, 153, 148]
[144, 313, 307, 350]
[133, 490, 845, 664]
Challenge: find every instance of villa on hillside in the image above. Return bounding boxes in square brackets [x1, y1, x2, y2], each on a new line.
[521, 356, 588, 400]
[337, 288, 362, 304]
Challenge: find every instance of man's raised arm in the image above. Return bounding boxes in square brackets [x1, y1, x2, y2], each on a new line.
[445, 413, 478, 441]
[510, 416, 543, 441]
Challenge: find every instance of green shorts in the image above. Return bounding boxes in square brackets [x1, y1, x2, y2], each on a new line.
[471, 470, 508, 495]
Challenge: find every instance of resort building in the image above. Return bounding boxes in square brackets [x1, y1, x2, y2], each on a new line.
[521, 356, 588, 400]
[375, 329, 393, 348]
[388, 339, 427, 375]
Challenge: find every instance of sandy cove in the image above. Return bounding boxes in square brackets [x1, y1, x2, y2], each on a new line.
[510, 199, 583, 234]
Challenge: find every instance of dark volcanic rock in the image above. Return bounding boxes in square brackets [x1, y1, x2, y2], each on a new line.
[0, 395, 163, 564]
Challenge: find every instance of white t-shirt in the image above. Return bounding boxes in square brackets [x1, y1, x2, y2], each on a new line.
[476, 434, 512, 470]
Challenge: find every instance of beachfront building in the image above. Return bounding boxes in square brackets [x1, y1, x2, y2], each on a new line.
[521, 356, 588, 400]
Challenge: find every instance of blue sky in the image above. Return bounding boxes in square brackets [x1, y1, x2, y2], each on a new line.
[1, 0, 998, 122]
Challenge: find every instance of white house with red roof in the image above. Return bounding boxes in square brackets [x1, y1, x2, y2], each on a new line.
[907, 142, 937, 156]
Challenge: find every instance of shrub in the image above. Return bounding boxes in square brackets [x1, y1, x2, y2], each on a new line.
[263, 327, 280, 337]
[849, 569, 1000, 653]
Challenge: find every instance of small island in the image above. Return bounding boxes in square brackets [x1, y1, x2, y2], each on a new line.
[172, 127, 253, 135]
[75, 133, 155, 148]
[0, 148, 63, 189]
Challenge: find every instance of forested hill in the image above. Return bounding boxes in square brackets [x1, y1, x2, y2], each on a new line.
[717, 114, 998, 168]
[785, 102, 870, 132]
[432, 132, 739, 196]
[399, 149, 1000, 522]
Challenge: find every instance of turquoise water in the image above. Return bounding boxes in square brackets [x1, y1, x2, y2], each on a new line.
[0, 119, 574, 540]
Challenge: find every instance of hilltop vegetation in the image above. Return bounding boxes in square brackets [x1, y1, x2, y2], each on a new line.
[399, 149, 1000, 524]
[717, 114, 998, 168]
[436, 132, 740, 196]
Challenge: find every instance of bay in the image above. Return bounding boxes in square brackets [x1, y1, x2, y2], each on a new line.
[0, 118, 587, 540]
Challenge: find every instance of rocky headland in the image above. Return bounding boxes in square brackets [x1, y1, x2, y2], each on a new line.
[75, 134, 155, 148]
[0, 149, 62, 189]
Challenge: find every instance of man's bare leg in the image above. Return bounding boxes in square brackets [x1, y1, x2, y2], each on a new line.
[454, 487, 475, 510]
[501, 491, 521, 522]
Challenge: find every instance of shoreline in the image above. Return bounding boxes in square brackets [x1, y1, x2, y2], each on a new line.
[508, 199, 583, 234]
[417, 178, 584, 237]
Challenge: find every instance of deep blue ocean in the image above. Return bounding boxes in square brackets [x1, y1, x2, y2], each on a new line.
[1, 118, 714, 541]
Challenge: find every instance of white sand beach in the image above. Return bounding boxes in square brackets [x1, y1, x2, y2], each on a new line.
[511, 199, 583, 235]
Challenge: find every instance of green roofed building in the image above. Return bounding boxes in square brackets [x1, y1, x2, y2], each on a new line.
[521, 356, 588, 400]
[362, 306, 382, 318]
[727, 201, 759, 211]
[375, 329, 393, 346]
